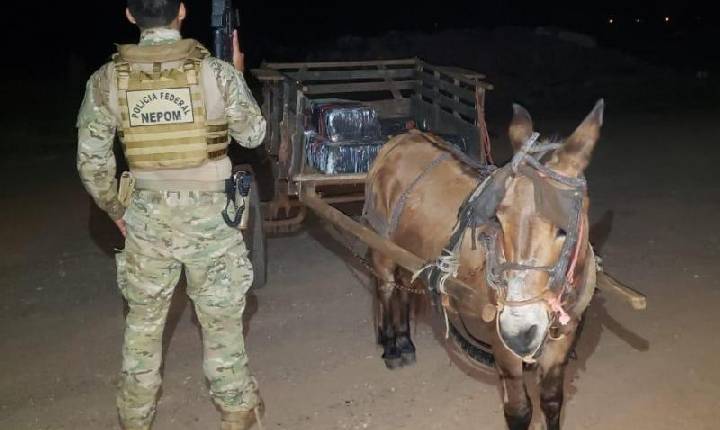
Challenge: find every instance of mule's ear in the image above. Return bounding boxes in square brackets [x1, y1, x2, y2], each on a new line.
[551, 99, 604, 177]
[509, 103, 534, 153]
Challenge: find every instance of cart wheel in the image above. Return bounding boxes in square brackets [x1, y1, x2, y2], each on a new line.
[246, 179, 267, 289]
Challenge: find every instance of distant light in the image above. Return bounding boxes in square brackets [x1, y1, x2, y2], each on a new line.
[635, 18, 641, 23]
[608, 18, 614, 24]
[664, 16, 671, 23]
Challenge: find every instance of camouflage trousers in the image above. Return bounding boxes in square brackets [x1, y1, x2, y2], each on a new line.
[115, 190, 259, 429]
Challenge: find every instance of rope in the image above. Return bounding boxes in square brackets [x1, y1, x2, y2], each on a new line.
[410, 251, 460, 295]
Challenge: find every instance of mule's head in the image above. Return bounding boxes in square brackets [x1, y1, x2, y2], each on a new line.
[494, 100, 603, 360]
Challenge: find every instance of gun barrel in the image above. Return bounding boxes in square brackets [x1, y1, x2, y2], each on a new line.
[211, 0, 227, 27]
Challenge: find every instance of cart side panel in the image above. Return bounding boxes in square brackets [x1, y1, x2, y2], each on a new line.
[252, 59, 491, 194]
[413, 61, 492, 164]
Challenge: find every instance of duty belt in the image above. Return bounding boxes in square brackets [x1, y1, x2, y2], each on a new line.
[134, 178, 226, 192]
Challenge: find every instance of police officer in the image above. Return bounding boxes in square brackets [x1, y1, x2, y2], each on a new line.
[76, 1, 266, 429]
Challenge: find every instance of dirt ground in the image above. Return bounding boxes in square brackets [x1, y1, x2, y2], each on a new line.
[1, 109, 719, 430]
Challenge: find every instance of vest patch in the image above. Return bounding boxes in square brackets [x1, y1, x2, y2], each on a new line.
[126, 88, 195, 127]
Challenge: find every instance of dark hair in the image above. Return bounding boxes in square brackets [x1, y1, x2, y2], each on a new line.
[127, 0, 181, 29]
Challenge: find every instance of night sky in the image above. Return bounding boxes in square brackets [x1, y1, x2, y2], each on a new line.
[7, 1, 717, 73]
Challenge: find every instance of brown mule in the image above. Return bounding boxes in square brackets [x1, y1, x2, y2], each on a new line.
[365, 101, 604, 429]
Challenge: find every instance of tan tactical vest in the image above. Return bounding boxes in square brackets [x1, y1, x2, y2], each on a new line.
[113, 39, 229, 170]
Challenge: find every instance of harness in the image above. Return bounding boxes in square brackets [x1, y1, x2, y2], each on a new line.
[368, 132, 590, 331]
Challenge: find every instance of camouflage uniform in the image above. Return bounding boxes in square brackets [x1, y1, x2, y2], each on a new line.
[76, 28, 266, 429]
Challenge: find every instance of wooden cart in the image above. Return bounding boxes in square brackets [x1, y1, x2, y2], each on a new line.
[252, 58, 492, 233]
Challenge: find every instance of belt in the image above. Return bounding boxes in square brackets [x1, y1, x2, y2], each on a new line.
[134, 178, 226, 192]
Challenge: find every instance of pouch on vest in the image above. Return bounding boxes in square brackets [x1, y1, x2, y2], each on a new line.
[113, 40, 229, 170]
[118, 171, 136, 207]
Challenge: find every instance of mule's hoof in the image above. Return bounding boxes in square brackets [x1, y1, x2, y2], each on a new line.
[396, 335, 416, 367]
[383, 355, 404, 370]
[400, 351, 416, 366]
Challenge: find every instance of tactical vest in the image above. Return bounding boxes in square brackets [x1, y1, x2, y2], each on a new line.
[113, 39, 230, 170]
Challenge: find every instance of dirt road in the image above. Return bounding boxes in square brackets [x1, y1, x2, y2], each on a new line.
[1, 110, 719, 429]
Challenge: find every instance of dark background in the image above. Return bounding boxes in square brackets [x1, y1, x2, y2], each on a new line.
[1, 1, 718, 156]
[6, 1, 719, 73]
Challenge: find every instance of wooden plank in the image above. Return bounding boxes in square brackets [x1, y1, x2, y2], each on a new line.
[435, 65, 486, 81]
[271, 82, 282, 153]
[288, 91, 306, 187]
[419, 60, 491, 88]
[251, 68, 284, 81]
[419, 70, 477, 101]
[285, 68, 416, 82]
[365, 99, 412, 118]
[264, 58, 418, 70]
[318, 194, 366, 204]
[278, 80, 291, 176]
[293, 173, 367, 185]
[302, 80, 420, 95]
[261, 82, 273, 152]
[419, 88, 476, 119]
[597, 271, 647, 310]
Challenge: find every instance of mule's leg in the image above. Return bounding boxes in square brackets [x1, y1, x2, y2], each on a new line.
[371, 251, 402, 369]
[394, 289, 416, 366]
[495, 348, 532, 430]
[537, 329, 577, 430]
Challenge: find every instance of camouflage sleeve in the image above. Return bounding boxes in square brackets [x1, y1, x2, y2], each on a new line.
[76, 64, 125, 221]
[207, 58, 266, 148]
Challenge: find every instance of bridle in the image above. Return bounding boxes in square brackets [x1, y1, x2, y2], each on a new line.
[424, 132, 589, 330]
[480, 132, 587, 326]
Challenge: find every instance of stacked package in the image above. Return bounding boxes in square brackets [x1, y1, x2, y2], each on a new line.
[309, 99, 382, 142]
[305, 132, 384, 175]
[305, 99, 385, 174]
[303, 99, 472, 174]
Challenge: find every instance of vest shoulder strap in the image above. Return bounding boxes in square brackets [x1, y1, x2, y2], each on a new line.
[115, 39, 207, 63]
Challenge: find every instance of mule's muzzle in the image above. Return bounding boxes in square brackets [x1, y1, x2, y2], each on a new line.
[498, 303, 550, 361]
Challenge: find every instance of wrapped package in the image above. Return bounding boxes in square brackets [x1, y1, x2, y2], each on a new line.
[305, 131, 384, 175]
[378, 117, 468, 152]
[308, 99, 382, 143]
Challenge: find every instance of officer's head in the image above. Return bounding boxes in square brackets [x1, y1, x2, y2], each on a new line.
[126, 0, 186, 30]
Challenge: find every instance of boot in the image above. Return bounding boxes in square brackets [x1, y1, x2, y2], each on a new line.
[221, 398, 265, 430]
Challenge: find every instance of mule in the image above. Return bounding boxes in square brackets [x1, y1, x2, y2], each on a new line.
[364, 101, 603, 429]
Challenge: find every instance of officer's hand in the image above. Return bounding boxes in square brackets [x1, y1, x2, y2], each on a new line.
[232, 30, 245, 72]
[114, 219, 127, 238]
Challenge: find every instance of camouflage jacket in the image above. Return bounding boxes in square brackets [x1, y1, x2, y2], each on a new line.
[76, 28, 266, 220]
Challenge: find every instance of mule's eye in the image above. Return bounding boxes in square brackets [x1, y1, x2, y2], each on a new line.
[556, 228, 567, 238]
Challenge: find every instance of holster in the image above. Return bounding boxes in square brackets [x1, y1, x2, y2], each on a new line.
[222, 171, 252, 230]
